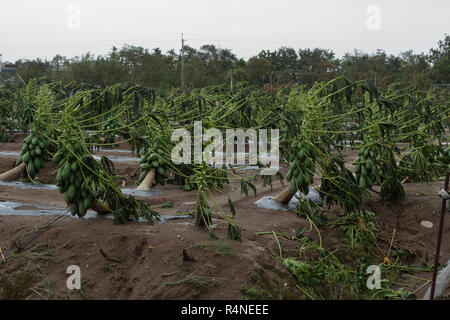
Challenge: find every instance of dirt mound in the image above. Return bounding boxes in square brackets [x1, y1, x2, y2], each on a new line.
[0, 140, 449, 300]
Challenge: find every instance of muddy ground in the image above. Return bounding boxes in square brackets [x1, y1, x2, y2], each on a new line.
[0, 135, 449, 300]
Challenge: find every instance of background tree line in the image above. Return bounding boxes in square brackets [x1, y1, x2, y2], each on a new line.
[11, 34, 449, 90]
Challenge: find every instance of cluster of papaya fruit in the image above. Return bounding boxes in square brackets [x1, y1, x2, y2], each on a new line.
[139, 142, 169, 186]
[286, 139, 316, 195]
[53, 143, 98, 217]
[16, 125, 49, 179]
[354, 144, 380, 189]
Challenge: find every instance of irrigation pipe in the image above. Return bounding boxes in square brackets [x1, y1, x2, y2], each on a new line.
[1, 209, 69, 263]
[429, 170, 449, 300]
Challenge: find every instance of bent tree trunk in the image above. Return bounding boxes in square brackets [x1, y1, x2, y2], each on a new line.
[90, 200, 111, 215]
[136, 168, 155, 191]
[0, 163, 111, 215]
[272, 186, 295, 204]
[0, 163, 26, 181]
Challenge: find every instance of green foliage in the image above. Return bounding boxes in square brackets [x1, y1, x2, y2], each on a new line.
[8, 34, 450, 89]
[334, 210, 378, 250]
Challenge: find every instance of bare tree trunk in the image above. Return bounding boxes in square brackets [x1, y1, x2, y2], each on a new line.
[136, 169, 155, 190]
[272, 186, 295, 204]
[0, 163, 26, 181]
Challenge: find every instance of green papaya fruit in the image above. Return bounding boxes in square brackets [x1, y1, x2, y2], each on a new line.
[138, 170, 148, 182]
[286, 169, 292, 181]
[33, 157, 41, 170]
[84, 195, 94, 210]
[292, 166, 299, 178]
[62, 163, 71, 180]
[359, 176, 366, 189]
[366, 175, 373, 188]
[27, 162, 35, 178]
[304, 158, 312, 168]
[289, 180, 297, 194]
[140, 163, 152, 170]
[56, 170, 62, 184]
[157, 166, 167, 178]
[139, 155, 147, 164]
[305, 173, 313, 185]
[361, 165, 367, 177]
[149, 153, 158, 161]
[23, 151, 30, 163]
[58, 158, 66, 168]
[52, 152, 62, 164]
[71, 160, 78, 172]
[296, 173, 304, 187]
[67, 184, 76, 202]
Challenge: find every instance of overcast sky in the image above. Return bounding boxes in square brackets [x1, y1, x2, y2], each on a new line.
[0, 0, 449, 63]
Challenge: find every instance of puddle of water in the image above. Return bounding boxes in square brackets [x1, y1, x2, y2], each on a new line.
[98, 148, 135, 154]
[0, 200, 66, 216]
[0, 151, 21, 157]
[121, 188, 164, 197]
[0, 180, 164, 197]
[92, 155, 139, 162]
[0, 151, 140, 163]
[0, 200, 193, 224]
[159, 215, 193, 224]
[0, 180, 58, 190]
[210, 163, 282, 171]
[0, 152, 280, 169]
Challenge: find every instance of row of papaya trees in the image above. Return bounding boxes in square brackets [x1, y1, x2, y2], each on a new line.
[0, 78, 449, 242]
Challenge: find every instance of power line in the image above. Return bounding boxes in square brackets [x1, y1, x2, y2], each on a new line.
[181, 33, 185, 92]
[0, 35, 439, 49]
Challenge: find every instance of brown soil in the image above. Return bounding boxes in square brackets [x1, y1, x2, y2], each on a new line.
[0, 137, 449, 300]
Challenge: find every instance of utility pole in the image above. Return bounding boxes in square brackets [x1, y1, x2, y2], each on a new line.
[181, 33, 185, 92]
[230, 69, 233, 91]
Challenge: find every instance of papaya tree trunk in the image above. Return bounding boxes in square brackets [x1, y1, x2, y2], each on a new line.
[90, 200, 111, 215]
[0, 163, 26, 181]
[136, 168, 155, 190]
[272, 186, 295, 204]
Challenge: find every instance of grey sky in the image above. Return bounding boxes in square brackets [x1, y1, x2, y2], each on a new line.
[1, 0, 449, 63]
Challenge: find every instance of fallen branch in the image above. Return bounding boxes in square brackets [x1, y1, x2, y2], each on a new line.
[0, 248, 6, 263]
